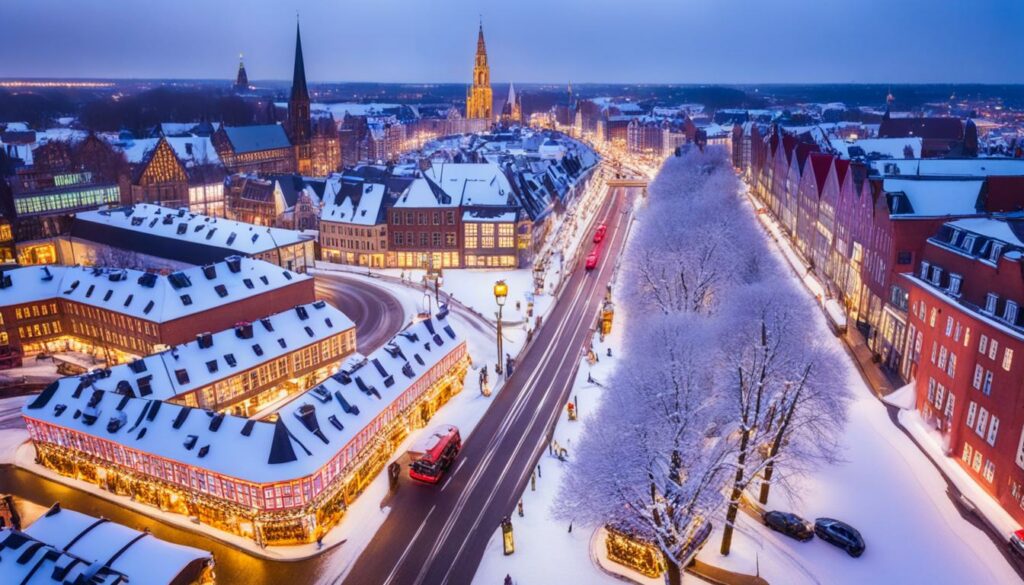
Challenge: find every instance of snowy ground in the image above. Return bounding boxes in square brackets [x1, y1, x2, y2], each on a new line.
[693, 183, 1023, 584]
[0, 351, 107, 388]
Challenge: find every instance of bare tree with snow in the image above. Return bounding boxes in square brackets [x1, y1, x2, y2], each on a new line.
[557, 317, 732, 585]
[716, 279, 847, 555]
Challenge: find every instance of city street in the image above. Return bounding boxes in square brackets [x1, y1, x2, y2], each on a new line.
[314, 272, 407, 353]
[339, 186, 636, 585]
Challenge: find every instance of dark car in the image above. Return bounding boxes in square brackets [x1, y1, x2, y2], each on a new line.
[814, 518, 865, 557]
[763, 511, 814, 542]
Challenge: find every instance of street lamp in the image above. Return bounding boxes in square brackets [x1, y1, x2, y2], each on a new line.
[494, 280, 508, 375]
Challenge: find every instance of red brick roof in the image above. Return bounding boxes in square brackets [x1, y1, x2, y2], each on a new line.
[809, 153, 834, 194]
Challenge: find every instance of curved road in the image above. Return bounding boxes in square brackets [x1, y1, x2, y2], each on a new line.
[339, 186, 635, 585]
[315, 272, 406, 354]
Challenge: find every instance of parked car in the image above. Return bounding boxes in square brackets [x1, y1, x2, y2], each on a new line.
[593, 223, 607, 243]
[814, 518, 865, 557]
[763, 511, 814, 542]
[1009, 529, 1024, 558]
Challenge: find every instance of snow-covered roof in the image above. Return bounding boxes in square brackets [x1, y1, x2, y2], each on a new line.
[222, 124, 291, 153]
[463, 210, 517, 222]
[0, 257, 310, 323]
[883, 178, 984, 217]
[946, 217, 1024, 247]
[870, 158, 1024, 178]
[24, 312, 467, 484]
[320, 181, 388, 226]
[829, 137, 922, 159]
[423, 163, 514, 207]
[46, 301, 353, 402]
[20, 504, 210, 585]
[115, 136, 220, 165]
[74, 203, 312, 257]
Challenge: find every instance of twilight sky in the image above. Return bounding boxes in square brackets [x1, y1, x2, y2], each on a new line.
[4, 0, 1022, 84]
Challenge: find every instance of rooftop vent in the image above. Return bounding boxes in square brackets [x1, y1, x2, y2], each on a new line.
[313, 300, 326, 309]
[334, 390, 360, 415]
[312, 385, 331, 403]
[295, 306, 309, 320]
[107, 411, 127, 433]
[82, 407, 100, 426]
[241, 419, 256, 436]
[196, 332, 213, 349]
[137, 272, 158, 288]
[202, 264, 217, 279]
[294, 403, 329, 444]
[226, 255, 242, 273]
[198, 445, 210, 458]
[260, 318, 274, 331]
[209, 413, 225, 432]
[172, 408, 192, 429]
[215, 284, 228, 298]
[328, 415, 344, 431]
[127, 359, 147, 374]
[183, 435, 198, 450]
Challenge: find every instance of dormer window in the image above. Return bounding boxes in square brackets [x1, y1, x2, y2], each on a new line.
[920, 261, 931, 280]
[930, 266, 943, 287]
[962, 234, 976, 253]
[948, 273, 962, 297]
[985, 293, 998, 315]
[948, 228, 960, 245]
[989, 242, 1005, 263]
[1005, 300, 1019, 326]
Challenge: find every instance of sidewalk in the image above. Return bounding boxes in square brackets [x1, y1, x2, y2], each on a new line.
[739, 176, 1023, 564]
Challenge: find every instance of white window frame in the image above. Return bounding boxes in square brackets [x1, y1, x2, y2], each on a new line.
[989, 339, 999, 360]
[962, 234, 976, 252]
[930, 266, 943, 286]
[990, 242, 1005, 263]
[985, 293, 998, 315]
[1005, 300, 1019, 325]
[976, 407, 989, 437]
[983, 459, 995, 483]
[988, 416, 1000, 447]
[973, 365, 984, 389]
[944, 393, 955, 419]
[948, 273, 962, 296]
[966, 401, 977, 428]
[945, 316, 954, 337]
[979, 334, 988, 355]
[983, 370, 993, 395]
[1004, 348, 1014, 372]
[920, 260, 931, 280]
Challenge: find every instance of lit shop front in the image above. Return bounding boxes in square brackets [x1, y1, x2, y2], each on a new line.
[24, 323, 469, 546]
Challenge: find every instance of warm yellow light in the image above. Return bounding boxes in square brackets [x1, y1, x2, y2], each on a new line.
[493, 280, 508, 306]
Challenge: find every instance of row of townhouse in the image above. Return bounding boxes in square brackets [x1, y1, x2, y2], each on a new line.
[736, 120, 1024, 381]
[734, 120, 1024, 527]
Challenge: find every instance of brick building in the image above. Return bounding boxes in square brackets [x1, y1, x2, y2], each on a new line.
[903, 217, 1024, 526]
[0, 256, 313, 365]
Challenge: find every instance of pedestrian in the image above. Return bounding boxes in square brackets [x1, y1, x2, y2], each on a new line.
[316, 536, 323, 550]
[518, 500, 524, 517]
[607, 347, 612, 357]
[587, 372, 594, 384]
[505, 575, 513, 585]
[568, 522, 573, 533]
[537, 463, 541, 478]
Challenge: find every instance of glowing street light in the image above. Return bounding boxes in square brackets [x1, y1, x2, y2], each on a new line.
[494, 280, 508, 375]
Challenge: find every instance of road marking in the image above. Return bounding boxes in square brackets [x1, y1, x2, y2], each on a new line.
[437, 189, 631, 584]
[383, 504, 436, 585]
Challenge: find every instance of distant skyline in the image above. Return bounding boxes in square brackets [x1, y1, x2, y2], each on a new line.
[4, 0, 1023, 84]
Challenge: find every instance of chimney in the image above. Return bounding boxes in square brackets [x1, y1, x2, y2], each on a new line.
[196, 332, 213, 349]
[201, 264, 217, 280]
[235, 322, 254, 339]
[225, 255, 242, 273]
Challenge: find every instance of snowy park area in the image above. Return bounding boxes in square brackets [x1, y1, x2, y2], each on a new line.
[470, 149, 1023, 585]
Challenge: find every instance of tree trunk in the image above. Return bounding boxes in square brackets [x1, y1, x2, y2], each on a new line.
[758, 459, 775, 505]
[662, 553, 683, 585]
[719, 429, 749, 555]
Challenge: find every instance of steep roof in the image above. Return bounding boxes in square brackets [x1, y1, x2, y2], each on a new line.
[222, 125, 291, 154]
[809, 153, 833, 194]
[291, 21, 309, 102]
[883, 178, 984, 218]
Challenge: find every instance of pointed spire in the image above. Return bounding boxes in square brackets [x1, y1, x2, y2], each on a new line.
[291, 19, 309, 102]
[477, 20, 487, 56]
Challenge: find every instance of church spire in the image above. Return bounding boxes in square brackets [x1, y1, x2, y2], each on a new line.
[234, 53, 249, 93]
[466, 20, 493, 120]
[291, 19, 309, 103]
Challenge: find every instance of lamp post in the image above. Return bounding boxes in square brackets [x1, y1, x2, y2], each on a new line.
[494, 280, 508, 375]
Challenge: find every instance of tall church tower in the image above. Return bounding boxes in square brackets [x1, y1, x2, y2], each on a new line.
[465, 23, 493, 120]
[234, 54, 249, 93]
[287, 19, 312, 175]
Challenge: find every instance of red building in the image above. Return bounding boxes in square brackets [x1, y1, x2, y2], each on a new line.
[904, 217, 1024, 525]
[0, 256, 314, 364]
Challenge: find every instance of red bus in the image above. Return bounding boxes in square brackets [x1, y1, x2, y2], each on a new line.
[409, 425, 462, 484]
